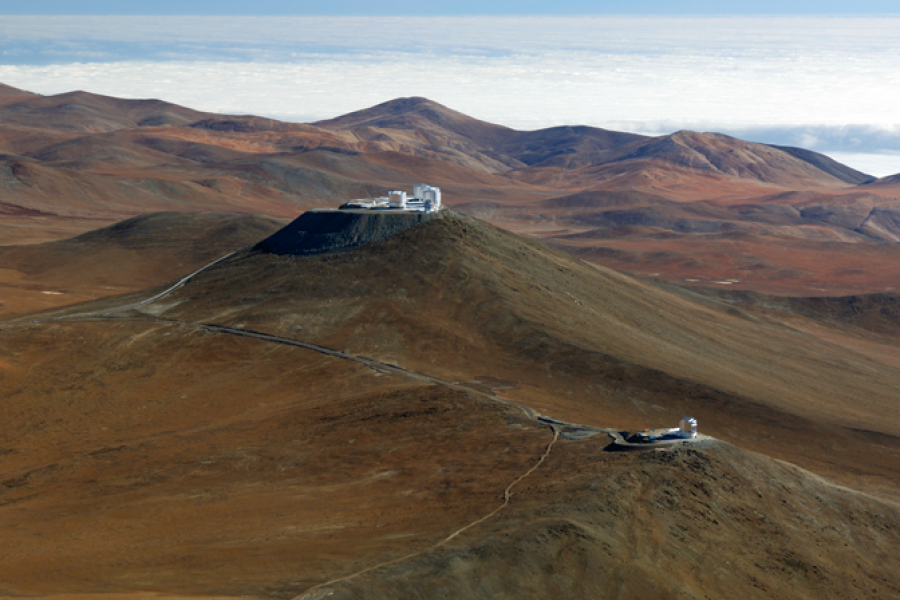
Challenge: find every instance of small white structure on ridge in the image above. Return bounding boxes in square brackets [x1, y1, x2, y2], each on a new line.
[678, 417, 698, 439]
[413, 183, 442, 210]
[341, 184, 442, 213]
[617, 417, 700, 448]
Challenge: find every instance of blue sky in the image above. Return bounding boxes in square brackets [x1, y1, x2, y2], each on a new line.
[6, 1, 900, 15]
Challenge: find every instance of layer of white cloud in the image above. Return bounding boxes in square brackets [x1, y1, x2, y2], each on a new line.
[4, 55, 898, 134]
[821, 152, 900, 178]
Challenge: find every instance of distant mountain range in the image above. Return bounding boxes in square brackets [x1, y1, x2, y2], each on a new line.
[2, 82, 900, 294]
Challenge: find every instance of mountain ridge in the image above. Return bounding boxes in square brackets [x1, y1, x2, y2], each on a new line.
[2, 83, 900, 294]
[0, 88, 213, 132]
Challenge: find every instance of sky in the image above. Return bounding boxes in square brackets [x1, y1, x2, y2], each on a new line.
[1, 8, 899, 176]
[6, 1, 900, 15]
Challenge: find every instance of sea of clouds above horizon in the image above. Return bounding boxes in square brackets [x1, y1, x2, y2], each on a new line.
[1, 15, 899, 175]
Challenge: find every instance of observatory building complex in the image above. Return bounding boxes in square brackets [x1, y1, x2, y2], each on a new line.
[341, 184, 442, 213]
[614, 417, 700, 449]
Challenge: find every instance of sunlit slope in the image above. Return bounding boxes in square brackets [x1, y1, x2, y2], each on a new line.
[137, 211, 900, 495]
[0, 318, 551, 598]
[2, 319, 899, 600]
[159, 212, 900, 434]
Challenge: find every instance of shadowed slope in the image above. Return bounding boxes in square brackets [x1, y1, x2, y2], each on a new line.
[865, 172, 900, 188]
[771, 144, 874, 184]
[498, 125, 648, 168]
[256, 209, 444, 256]
[0, 212, 285, 318]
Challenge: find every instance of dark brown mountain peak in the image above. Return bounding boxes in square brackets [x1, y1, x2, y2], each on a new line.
[0, 82, 36, 97]
[0, 89, 210, 132]
[0, 82, 40, 107]
[613, 130, 854, 186]
[669, 129, 746, 148]
[316, 96, 462, 128]
[315, 96, 514, 147]
[378, 95, 444, 112]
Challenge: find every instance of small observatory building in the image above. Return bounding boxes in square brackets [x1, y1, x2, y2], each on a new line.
[679, 417, 698, 438]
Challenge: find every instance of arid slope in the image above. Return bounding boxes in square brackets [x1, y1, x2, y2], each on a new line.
[3, 212, 900, 600]
[46, 210, 900, 498]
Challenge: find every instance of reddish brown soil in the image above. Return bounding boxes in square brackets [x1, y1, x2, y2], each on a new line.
[4, 82, 900, 598]
[553, 235, 900, 296]
[0, 319, 554, 598]
[3, 212, 900, 599]
[125, 214, 900, 498]
[5, 84, 900, 296]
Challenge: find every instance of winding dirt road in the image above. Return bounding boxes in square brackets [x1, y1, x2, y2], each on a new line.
[1, 252, 600, 595]
[294, 429, 560, 600]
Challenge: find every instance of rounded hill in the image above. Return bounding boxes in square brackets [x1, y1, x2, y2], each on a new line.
[0, 211, 285, 318]
[112, 209, 900, 501]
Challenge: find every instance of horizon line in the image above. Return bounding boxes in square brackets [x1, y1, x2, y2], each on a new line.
[4, 13, 900, 17]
